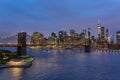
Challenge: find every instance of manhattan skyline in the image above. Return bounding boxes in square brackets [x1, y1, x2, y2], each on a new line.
[0, 0, 120, 37]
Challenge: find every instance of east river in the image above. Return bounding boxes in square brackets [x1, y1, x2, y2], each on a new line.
[0, 47, 120, 80]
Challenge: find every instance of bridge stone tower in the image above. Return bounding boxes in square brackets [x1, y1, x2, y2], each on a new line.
[17, 32, 26, 56]
[84, 28, 91, 53]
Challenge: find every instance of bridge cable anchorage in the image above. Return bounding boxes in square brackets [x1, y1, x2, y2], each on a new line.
[0, 32, 32, 46]
[0, 33, 18, 43]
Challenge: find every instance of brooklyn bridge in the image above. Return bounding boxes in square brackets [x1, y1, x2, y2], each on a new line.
[0, 32, 120, 56]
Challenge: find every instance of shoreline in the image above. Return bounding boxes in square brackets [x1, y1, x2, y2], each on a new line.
[0, 58, 34, 69]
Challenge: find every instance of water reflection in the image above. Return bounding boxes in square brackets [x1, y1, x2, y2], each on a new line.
[9, 68, 23, 80]
[1, 48, 120, 80]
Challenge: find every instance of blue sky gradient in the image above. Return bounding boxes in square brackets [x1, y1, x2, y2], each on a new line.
[0, 0, 120, 37]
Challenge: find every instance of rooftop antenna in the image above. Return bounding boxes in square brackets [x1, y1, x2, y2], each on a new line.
[61, 28, 64, 31]
[21, 29, 24, 32]
[98, 18, 100, 24]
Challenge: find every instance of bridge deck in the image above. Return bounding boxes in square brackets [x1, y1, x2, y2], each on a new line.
[0, 43, 83, 47]
[0, 44, 22, 47]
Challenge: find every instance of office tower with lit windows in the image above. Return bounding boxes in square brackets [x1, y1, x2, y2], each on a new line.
[101, 27, 105, 40]
[48, 32, 58, 44]
[58, 30, 67, 43]
[116, 31, 120, 44]
[88, 27, 91, 39]
[105, 29, 109, 39]
[31, 32, 45, 44]
[96, 20, 107, 45]
[70, 29, 75, 37]
[105, 29, 110, 43]
[97, 22, 101, 39]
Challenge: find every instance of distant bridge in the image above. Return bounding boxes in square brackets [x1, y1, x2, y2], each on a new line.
[0, 32, 29, 56]
[0, 43, 83, 47]
[1, 32, 119, 54]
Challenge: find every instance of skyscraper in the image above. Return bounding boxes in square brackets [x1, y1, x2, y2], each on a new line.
[101, 27, 105, 40]
[96, 20, 107, 45]
[58, 30, 67, 43]
[97, 19, 101, 38]
[88, 27, 91, 39]
[105, 29, 110, 43]
[31, 32, 45, 44]
[116, 31, 120, 44]
[111, 34, 114, 44]
[97, 19, 105, 40]
[50, 32, 58, 44]
[70, 29, 75, 37]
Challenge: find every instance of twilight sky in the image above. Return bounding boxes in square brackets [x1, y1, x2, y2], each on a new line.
[0, 0, 120, 37]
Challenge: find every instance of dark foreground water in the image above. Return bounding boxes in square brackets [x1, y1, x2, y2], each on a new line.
[0, 47, 120, 80]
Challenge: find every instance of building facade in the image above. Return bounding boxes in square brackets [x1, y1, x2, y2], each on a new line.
[116, 31, 120, 44]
